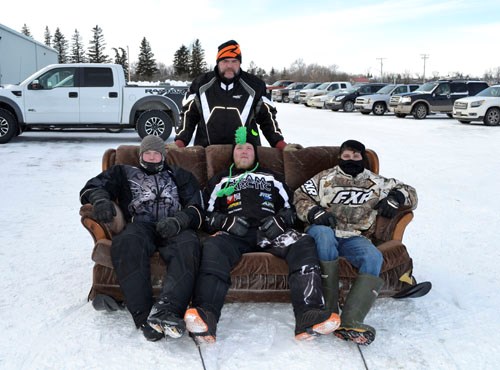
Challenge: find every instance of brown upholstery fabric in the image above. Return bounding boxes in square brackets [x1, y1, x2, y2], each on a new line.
[81, 144, 415, 304]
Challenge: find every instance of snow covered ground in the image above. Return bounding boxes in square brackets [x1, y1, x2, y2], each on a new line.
[1, 103, 499, 370]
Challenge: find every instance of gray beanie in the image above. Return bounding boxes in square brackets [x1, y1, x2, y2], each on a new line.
[140, 135, 166, 157]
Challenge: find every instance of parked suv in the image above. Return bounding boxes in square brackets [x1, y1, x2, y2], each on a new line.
[354, 84, 420, 115]
[452, 85, 500, 126]
[325, 83, 387, 112]
[291, 82, 321, 104]
[271, 82, 308, 103]
[266, 80, 294, 95]
[300, 81, 352, 105]
[392, 80, 489, 119]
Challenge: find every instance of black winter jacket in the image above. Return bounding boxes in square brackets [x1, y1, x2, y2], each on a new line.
[80, 163, 203, 228]
[175, 67, 284, 147]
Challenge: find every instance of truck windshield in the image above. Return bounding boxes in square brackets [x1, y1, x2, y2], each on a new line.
[375, 85, 396, 94]
[415, 82, 438, 93]
[476, 86, 500, 97]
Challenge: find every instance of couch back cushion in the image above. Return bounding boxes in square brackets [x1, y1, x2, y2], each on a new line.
[283, 146, 379, 191]
[206, 145, 284, 180]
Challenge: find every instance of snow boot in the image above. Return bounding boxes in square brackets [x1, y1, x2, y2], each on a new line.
[140, 323, 164, 342]
[320, 259, 339, 314]
[335, 274, 384, 346]
[184, 307, 217, 344]
[295, 309, 341, 341]
[92, 294, 124, 312]
[147, 299, 186, 339]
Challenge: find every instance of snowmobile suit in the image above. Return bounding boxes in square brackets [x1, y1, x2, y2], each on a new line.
[196, 167, 325, 321]
[80, 163, 203, 327]
[175, 67, 284, 147]
[294, 166, 418, 238]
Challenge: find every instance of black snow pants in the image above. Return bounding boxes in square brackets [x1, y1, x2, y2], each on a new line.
[192, 228, 324, 321]
[111, 222, 200, 327]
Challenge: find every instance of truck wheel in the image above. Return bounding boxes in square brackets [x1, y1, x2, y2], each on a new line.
[0, 109, 18, 144]
[395, 113, 407, 118]
[484, 107, 500, 126]
[283, 95, 290, 103]
[372, 102, 386, 116]
[412, 103, 427, 119]
[343, 100, 355, 112]
[136, 110, 173, 140]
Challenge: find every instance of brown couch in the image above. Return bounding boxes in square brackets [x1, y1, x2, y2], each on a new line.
[80, 144, 416, 306]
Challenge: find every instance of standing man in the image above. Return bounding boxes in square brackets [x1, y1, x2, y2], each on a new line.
[174, 40, 288, 149]
[184, 127, 339, 344]
[80, 135, 203, 342]
[294, 139, 418, 345]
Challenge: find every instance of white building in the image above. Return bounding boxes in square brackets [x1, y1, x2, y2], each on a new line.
[0, 23, 58, 85]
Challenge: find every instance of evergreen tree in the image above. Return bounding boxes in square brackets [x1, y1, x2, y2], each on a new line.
[53, 28, 68, 63]
[112, 47, 129, 81]
[44, 26, 52, 47]
[173, 44, 190, 78]
[21, 24, 32, 38]
[87, 25, 110, 63]
[189, 39, 207, 79]
[70, 29, 86, 63]
[136, 37, 158, 81]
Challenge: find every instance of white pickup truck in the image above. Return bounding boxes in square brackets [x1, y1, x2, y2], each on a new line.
[0, 63, 187, 144]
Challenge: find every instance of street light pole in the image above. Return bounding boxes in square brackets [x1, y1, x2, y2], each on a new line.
[421, 54, 429, 82]
[126, 45, 131, 82]
[376, 57, 386, 82]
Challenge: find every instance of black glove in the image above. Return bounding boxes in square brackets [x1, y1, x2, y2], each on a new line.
[207, 212, 249, 237]
[88, 189, 116, 223]
[307, 206, 336, 228]
[156, 211, 190, 239]
[276, 208, 296, 228]
[375, 190, 405, 218]
[259, 215, 287, 240]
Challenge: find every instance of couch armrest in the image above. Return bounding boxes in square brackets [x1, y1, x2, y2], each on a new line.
[372, 209, 414, 244]
[79, 202, 126, 243]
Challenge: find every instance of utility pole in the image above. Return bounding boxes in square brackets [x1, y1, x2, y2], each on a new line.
[376, 57, 386, 82]
[421, 54, 429, 82]
[127, 45, 131, 82]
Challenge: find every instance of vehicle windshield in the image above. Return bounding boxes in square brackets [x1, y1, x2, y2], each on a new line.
[342, 87, 357, 94]
[316, 82, 331, 90]
[303, 83, 321, 89]
[415, 82, 438, 93]
[476, 86, 500, 97]
[327, 89, 347, 96]
[375, 85, 396, 94]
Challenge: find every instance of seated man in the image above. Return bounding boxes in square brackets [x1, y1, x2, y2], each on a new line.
[294, 139, 418, 345]
[184, 127, 339, 343]
[80, 135, 203, 342]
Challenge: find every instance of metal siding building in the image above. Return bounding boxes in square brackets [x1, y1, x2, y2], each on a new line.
[0, 23, 58, 85]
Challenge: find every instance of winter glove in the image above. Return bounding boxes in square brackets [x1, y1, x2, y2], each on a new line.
[156, 211, 191, 239]
[375, 190, 405, 218]
[207, 212, 249, 237]
[307, 206, 336, 228]
[88, 189, 116, 223]
[259, 215, 287, 240]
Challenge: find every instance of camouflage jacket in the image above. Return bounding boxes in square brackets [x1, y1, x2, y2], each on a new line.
[294, 166, 418, 238]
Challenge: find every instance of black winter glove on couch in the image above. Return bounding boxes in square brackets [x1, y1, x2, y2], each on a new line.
[307, 206, 336, 228]
[156, 211, 191, 239]
[207, 212, 249, 237]
[88, 189, 116, 223]
[259, 208, 296, 240]
[375, 190, 405, 218]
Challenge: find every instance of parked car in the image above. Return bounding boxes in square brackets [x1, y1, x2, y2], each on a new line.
[307, 89, 346, 109]
[452, 84, 500, 126]
[291, 82, 321, 104]
[271, 82, 308, 103]
[392, 80, 489, 119]
[354, 84, 420, 115]
[300, 81, 352, 105]
[266, 80, 295, 95]
[325, 83, 387, 112]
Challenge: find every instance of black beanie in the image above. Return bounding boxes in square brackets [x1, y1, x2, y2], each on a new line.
[340, 139, 366, 158]
[232, 126, 259, 165]
[216, 40, 242, 63]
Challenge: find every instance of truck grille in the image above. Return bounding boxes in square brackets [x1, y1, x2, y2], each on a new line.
[454, 101, 468, 109]
[355, 97, 367, 104]
[389, 96, 401, 106]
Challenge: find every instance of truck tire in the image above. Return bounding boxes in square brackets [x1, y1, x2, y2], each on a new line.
[0, 109, 18, 144]
[136, 110, 173, 140]
[283, 95, 290, 103]
[372, 102, 387, 116]
[483, 107, 500, 126]
[343, 100, 355, 112]
[412, 103, 428, 119]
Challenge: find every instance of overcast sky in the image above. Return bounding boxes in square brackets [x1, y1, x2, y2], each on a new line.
[4, 0, 500, 78]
